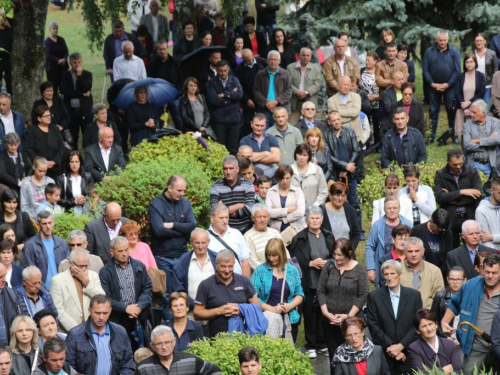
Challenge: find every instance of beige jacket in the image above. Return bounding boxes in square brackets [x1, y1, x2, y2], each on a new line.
[400, 260, 445, 309]
[327, 92, 364, 142]
[323, 55, 360, 97]
[287, 61, 325, 110]
[375, 58, 409, 90]
[265, 184, 307, 233]
[290, 162, 328, 208]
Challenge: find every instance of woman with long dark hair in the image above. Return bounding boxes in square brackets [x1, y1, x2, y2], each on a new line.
[0, 190, 36, 250]
[267, 28, 296, 68]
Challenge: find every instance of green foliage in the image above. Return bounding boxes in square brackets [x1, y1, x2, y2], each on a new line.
[187, 332, 315, 375]
[358, 162, 489, 221]
[412, 363, 494, 375]
[53, 211, 93, 240]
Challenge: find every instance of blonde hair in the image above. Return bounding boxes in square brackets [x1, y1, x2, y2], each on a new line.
[304, 127, 325, 153]
[9, 316, 39, 354]
[265, 238, 287, 269]
[134, 347, 153, 364]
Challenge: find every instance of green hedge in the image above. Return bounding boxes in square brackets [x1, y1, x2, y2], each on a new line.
[187, 332, 314, 375]
[53, 211, 93, 240]
[412, 364, 493, 374]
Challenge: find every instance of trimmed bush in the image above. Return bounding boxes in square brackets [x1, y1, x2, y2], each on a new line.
[187, 332, 314, 375]
[53, 211, 93, 240]
[412, 363, 492, 374]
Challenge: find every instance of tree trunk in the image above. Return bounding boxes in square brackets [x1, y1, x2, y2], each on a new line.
[10, 0, 48, 122]
[174, 0, 195, 41]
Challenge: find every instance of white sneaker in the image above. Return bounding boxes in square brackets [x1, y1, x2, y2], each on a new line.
[305, 349, 317, 359]
[317, 348, 329, 355]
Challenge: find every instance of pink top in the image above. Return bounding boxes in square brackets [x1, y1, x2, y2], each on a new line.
[403, 102, 411, 116]
[128, 242, 157, 271]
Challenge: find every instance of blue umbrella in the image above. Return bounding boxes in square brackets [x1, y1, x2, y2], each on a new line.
[113, 78, 179, 110]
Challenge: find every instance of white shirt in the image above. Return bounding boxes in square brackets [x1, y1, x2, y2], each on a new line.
[208, 225, 249, 275]
[151, 15, 159, 42]
[99, 143, 111, 171]
[6, 268, 12, 287]
[113, 54, 147, 81]
[128, 0, 151, 32]
[106, 220, 122, 241]
[337, 58, 345, 76]
[188, 253, 215, 301]
[476, 50, 490, 88]
[425, 335, 440, 354]
[70, 175, 83, 215]
[0, 110, 16, 136]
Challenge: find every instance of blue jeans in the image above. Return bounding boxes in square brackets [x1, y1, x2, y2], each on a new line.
[428, 86, 456, 140]
[256, 24, 277, 42]
[155, 256, 179, 319]
[484, 87, 492, 110]
[473, 161, 491, 176]
[265, 114, 275, 130]
[166, 100, 182, 129]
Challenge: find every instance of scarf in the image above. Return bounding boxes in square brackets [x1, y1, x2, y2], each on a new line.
[332, 338, 374, 364]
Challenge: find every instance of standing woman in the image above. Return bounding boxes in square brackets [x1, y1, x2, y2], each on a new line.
[317, 238, 369, 374]
[231, 36, 245, 67]
[267, 28, 296, 69]
[304, 128, 332, 182]
[56, 150, 93, 214]
[455, 52, 485, 139]
[25, 106, 64, 180]
[127, 86, 160, 147]
[375, 28, 395, 61]
[44, 21, 68, 95]
[291, 144, 328, 209]
[0, 132, 32, 192]
[474, 33, 498, 107]
[0, 239, 23, 287]
[20, 157, 55, 221]
[31, 81, 70, 133]
[178, 77, 210, 133]
[0, 190, 36, 249]
[9, 316, 39, 375]
[360, 52, 381, 148]
[82, 104, 122, 149]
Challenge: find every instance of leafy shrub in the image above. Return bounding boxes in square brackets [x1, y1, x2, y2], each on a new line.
[412, 363, 493, 374]
[358, 162, 489, 221]
[187, 332, 314, 375]
[53, 211, 93, 240]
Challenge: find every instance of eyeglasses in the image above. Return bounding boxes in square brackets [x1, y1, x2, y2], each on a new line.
[346, 332, 362, 340]
[41, 114, 52, 118]
[71, 262, 89, 269]
[125, 232, 139, 237]
[153, 340, 174, 347]
[303, 108, 316, 111]
[69, 243, 84, 248]
[448, 278, 464, 283]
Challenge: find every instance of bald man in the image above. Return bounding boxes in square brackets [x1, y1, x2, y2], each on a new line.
[84, 202, 130, 264]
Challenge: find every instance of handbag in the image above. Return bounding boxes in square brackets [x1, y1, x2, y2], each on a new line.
[280, 226, 297, 247]
[62, 128, 74, 145]
[147, 267, 167, 307]
[202, 126, 217, 142]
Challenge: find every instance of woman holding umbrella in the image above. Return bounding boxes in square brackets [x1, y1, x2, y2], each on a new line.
[127, 85, 160, 147]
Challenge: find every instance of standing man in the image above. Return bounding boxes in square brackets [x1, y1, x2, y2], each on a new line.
[381, 71, 405, 133]
[0, 93, 25, 152]
[127, 0, 151, 34]
[65, 294, 135, 375]
[287, 47, 324, 125]
[140, 0, 169, 45]
[367, 260, 422, 375]
[198, 51, 224, 94]
[23, 211, 69, 289]
[253, 51, 293, 129]
[99, 236, 152, 351]
[173, 21, 202, 60]
[58, 230, 104, 273]
[60, 53, 93, 147]
[423, 29, 461, 143]
[113, 41, 147, 81]
[148, 41, 178, 85]
[375, 42, 409, 96]
[434, 148, 482, 247]
[15, 266, 58, 318]
[463, 99, 500, 177]
[381, 107, 427, 168]
[206, 60, 243, 156]
[33, 337, 77, 375]
[267, 107, 303, 166]
[442, 254, 500, 374]
[84, 202, 130, 264]
[477, 176, 500, 250]
[323, 38, 360, 97]
[0, 263, 28, 345]
[210, 155, 255, 233]
[294, 102, 328, 138]
[149, 175, 197, 307]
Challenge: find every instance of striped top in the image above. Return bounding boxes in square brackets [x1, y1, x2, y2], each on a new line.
[244, 227, 283, 270]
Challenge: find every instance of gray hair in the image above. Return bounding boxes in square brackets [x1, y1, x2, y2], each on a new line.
[462, 220, 480, 234]
[251, 203, 268, 216]
[67, 230, 87, 243]
[48, 21, 59, 30]
[92, 103, 108, 115]
[121, 40, 134, 52]
[384, 195, 400, 207]
[190, 227, 210, 240]
[43, 337, 66, 358]
[267, 50, 281, 60]
[391, 71, 404, 80]
[4, 132, 20, 145]
[380, 259, 402, 275]
[210, 203, 230, 217]
[471, 99, 488, 114]
[436, 29, 449, 38]
[403, 237, 424, 252]
[110, 236, 129, 250]
[306, 205, 323, 218]
[301, 101, 315, 110]
[216, 249, 235, 263]
[222, 155, 238, 167]
[22, 266, 42, 281]
[150, 325, 173, 343]
[299, 47, 312, 55]
[238, 145, 252, 153]
[36, 210, 52, 223]
[69, 52, 82, 61]
[98, 127, 114, 137]
[68, 248, 90, 263]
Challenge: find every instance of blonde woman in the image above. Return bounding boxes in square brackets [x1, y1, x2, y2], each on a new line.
[10, 315, 39, 374]
[304, 127, 331, 182]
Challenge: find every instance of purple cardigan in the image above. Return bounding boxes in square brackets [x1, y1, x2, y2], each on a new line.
[407, 336, 462, 374]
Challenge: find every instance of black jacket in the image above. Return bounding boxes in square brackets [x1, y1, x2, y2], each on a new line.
[60, 69, 94, 118]
[295, 119, 328, 138]
[324, 127, 360, 180]
[56, 172, 94, 211]
[312, 147, 333, 182]
[0, 210, 36, 246]
[147, 55, 179, 89]
[242, 31, 267, 58]
[434, 164, 482, 228]
[31, 97, 70, 130]
[82, 121, 123, 149]
[173, 37, 202, 60]
[431, 288, 452, 324]
[288, 227, 335, 291]
[103, 32, 144, 70]
[445, 244, 497, 280]
[381, 86, 398, 132]
[332, 345, 390, 375]
[84, 143, 126, 183]
[411, 221, 453, 272]
[127, 101, 160, 146]
[320, 202, 361, 250]
[0, 149, 32, 191]
[267, 43, 296, 69]
[1, 286, 29, 344]
[455, 71, 486, 105]
[381, 127, 427, 168]
[24, 124, 64, 179]
[255, 0, 279, 26]
[390, 98, 425, 133]
[235, 56, 267, 108]
[84, 216, 130, 264]
[178, 94, 210, 132]
[357, 89, 371, 115]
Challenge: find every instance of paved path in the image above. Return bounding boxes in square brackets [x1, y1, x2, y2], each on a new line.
[311, 352, 330, 374]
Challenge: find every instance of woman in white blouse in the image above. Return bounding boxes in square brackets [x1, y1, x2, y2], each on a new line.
[372, 174, 412, 225]
[56, 150, 94, 215]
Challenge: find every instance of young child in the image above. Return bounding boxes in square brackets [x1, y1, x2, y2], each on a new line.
[82, 183, 106, 218]
[239, 157, 259, 192]
[255, 176, 271, 203]
[36, 183, 63, 218]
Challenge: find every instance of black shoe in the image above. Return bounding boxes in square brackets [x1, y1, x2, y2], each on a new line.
[453, 136, 459, 144]
[437, 139, 446, 147]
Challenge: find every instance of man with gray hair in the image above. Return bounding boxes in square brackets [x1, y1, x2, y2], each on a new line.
[139, 0, 169, 44]
[14, 265, 57, 318]
[210, 155, 255, 233]
[399, 237, 444, 309]
[50, 248, 106, 333]
[58, 230, 104, 273]
[0, 93, 25, 152]
[463, 99, 500, 176]
[253, 50, 292, 129]
[422, 29, 461, 143]
[194, 250, 260, 337]
[287, 48, 324, 125]
[99, 236, 152, 351]
[244, 203, 283, 269]
[294, 101, 328, 137]
[112, 40, 147, 81]
[135, 325, 222, 374]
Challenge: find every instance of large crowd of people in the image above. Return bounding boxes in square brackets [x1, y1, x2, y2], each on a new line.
[3, 1, 500, 374]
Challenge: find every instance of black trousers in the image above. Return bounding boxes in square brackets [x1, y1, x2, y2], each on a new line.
[452, 215, 467, 248]
[0, 58, 12, 95]
[213, 122, 239, 156]
[46, 65, 67, 96]
[68, 107, 91, 147]
[322, 321, 344, 375]
[300, 288, 326, 351]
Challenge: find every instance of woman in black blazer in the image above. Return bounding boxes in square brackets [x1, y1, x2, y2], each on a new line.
[0, 239, 23, 287]
[127, 85, 160, 147]
[0, 190, 36, 251]
[82, 104, 122, 149]
[178, 77, 210, 133]
[390, 82, 425, 133]
[408, 309, 462, 374]
[56, 150, 93, 213]
[267, 28, 296, 69]
[25, 105, 64, 180]
[241, 16, 267, 58]
[31, 81, 70, 130]
[0, 132, 32, 192]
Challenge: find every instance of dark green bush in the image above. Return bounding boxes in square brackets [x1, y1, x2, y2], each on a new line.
[187, 332, 314, 375]
[412, 363, 493, 374]
[53, 211, 93, 240]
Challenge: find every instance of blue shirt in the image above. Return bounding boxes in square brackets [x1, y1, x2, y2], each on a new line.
[48, 370, 66, 375]
[339, 93, 349, 104]
[305, 119, 314, 129]
[467, 246, 479, 264]
[42, 238, 56, 290]
[389, 285, 401, 318]
[267, 67, 279, 101]
[90, 323, 112, 375]
[240, 132, 280, 152]
[114, 34, 128, 58]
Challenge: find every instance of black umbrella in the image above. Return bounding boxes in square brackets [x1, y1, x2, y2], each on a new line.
[459, 321, 491, 344]
[178, 46, 234, 84]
